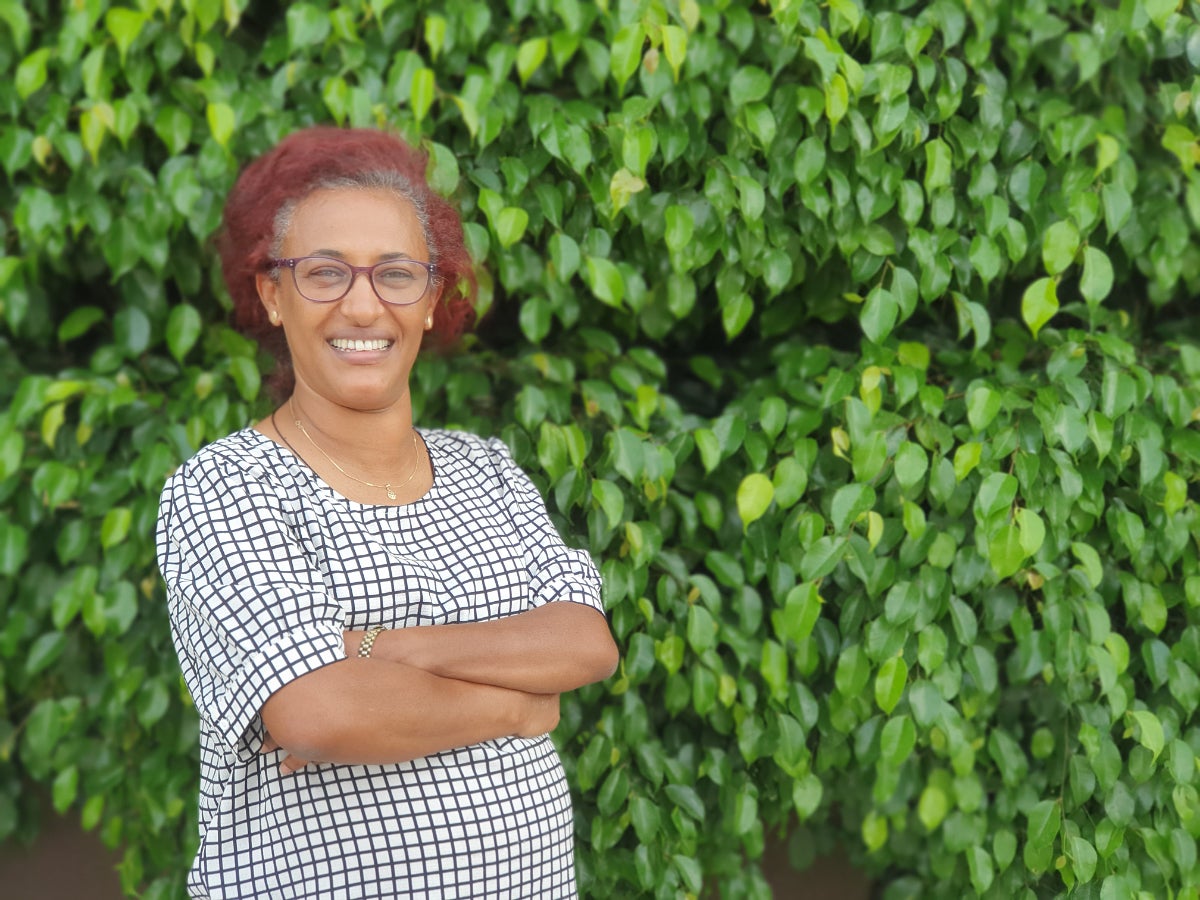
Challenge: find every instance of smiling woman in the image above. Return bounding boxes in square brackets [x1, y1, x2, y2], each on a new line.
[155, 128, 618, 900]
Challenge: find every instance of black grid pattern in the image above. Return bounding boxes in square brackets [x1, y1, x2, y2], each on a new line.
[156, 428, 604, 899]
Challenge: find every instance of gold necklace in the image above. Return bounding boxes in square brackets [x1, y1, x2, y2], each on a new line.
[288, 398, 421, 501]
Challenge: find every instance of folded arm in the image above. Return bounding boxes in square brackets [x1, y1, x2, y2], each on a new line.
[261, 656, 560, 768]
[345, 602, 619, 694]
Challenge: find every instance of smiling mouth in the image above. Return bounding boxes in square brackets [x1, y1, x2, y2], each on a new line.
[329, 338, 393, 352]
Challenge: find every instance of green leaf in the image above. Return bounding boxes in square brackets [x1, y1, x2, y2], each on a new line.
[52, 766, 79, 815]
[825, 74, 849, 127]
[26, 632, 66, 676]
[879, 715, 916, 769]
[1021, 276, 1058, 339]
[15, 47, 50, 99]
[1080, 246, 1114, 306]
[0, 430, 23, 482]
[137, 679, 170, 728]
[166, 304, 202, 362]
[966, 846, 995, 894]
[966, 385, 1002, 432]
[664, 783, 705, 821]
[493, 207, 529, 249]
[629, 795, 661, 844]
[1075, 540, 1099, 588]
[917, 782, 949, 831]
[286, 2, 331, 49]
[100, 508, 132, 549]
[924, 138, 952, 193]
[1042, 220, 1080, 275]
[1103, 182, 1133, 232]
[737, 473, 774, 528]
[831, 483, 875, 533]
[861, 287, 898, 344]
[1016, 507, 1045, 557]
[793, 137, 826, 185]
[0, 521, 29, 576]
[153, 106, 193, 155]
[874, 656, 908, 715]
[1128, 710, 1164, 762]
[661, 24, 687, 80]
[516, 37, 547, 85]
[687, 604, 717, 653]
[664, 205, 694, 255]
[894, 443, 928, 492]
[1026, 799, 1061, 849]
[548, 233, 580, 281]
[610, 24, 645, 94]
[591, 480, 624, 529]
[777, 583, 822, 645]
[410, 68, 435, 122]
[729, 66, 771, 108]
[759, 397, 787, 441]
[989, 523, 1025, 579]
[79, 104, 110, 161]
[835, 643, 870, 697]
[585, 257, 624, 307]
[721, 293, 754, 339]
[206, 102, 235, 148]
[793, 773, 823, 820]
[1068, 834, 1098, 884]
[228, 356, 261, 402]
[105, 7, 145, 63]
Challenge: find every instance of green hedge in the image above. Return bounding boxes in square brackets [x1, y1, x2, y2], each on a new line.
[3, 1, 1200, 897]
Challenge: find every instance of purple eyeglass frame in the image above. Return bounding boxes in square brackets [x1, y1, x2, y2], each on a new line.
[269, 256, 440, 306]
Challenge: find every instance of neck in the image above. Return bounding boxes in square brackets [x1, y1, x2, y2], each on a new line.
[288, 388, 418, 477]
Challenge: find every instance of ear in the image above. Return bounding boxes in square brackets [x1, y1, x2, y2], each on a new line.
[256, 272, 281, 325]
[424, 280, 444, 330]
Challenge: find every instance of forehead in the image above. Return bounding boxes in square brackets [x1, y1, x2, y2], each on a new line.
[282, 187, 426, 255]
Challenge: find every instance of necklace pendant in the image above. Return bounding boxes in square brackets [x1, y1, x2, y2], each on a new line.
[385, 484, 397, 500]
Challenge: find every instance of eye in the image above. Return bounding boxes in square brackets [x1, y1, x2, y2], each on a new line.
[376, 263, 420, 283]
[307, 266, 348, 279]
[296, 260, 350, 283]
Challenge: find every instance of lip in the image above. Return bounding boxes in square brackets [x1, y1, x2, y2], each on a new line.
[326, 337, 395, 362]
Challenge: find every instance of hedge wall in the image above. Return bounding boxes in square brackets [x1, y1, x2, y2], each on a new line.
[3, 1, 1200, 897]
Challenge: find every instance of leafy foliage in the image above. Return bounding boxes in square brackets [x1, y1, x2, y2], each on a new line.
[3, 0, 1200, 897]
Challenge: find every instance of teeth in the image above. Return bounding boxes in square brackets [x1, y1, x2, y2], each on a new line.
[330, 338, 391, 351]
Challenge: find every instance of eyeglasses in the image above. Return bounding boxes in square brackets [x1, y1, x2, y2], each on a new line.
[270, 256, 439, 306]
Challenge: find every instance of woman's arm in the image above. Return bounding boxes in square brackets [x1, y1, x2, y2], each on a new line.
[261, 656, 560, 767]
[345, 602, 619, 694]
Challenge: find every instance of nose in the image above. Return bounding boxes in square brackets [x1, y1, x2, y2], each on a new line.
[337, 270, 385, 323]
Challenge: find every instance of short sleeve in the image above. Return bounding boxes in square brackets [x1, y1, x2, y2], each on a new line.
[486, 438, 605, 615]
[156, 454, 346, 749]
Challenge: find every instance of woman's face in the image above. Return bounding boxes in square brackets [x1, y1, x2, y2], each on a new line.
[256, 187, 439, 412]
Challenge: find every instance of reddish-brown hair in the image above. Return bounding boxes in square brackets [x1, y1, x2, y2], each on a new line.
[218, 127, 476, 397]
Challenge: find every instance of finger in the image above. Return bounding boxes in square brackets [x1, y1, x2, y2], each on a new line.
[279, 755, 310, 775]
[261, 734, 279, 753]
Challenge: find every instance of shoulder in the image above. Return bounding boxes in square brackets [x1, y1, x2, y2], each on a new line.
[422, 428, 530, 496]
[162, 428, 283, 500]
[423, 428, 513, 468]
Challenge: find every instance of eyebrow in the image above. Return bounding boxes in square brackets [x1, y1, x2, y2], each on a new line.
[308, 249, 416, 261]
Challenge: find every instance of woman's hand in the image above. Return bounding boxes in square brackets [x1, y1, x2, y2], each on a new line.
[262, 731, 313, 775]
[344, 603, 618, 695]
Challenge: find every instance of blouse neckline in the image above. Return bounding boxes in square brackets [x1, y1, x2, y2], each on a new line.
[243, 426, 439, 512]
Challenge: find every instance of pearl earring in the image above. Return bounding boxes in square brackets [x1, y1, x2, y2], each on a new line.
[269, 310, 280, 324]
[424, 315, 433, 330]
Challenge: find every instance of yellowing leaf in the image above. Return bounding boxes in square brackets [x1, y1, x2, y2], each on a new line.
[737, 472, 775, 528]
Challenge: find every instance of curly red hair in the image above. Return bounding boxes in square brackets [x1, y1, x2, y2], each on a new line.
[218, 127, 476, 398]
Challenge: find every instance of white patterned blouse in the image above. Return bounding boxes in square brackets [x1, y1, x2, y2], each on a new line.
[155, 427, 604, 899]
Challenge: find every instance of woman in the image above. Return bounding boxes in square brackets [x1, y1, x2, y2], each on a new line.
[156, 127, 619, 899]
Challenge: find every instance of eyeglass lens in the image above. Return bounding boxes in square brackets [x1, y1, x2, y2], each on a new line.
[292, 257, 430, 305]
